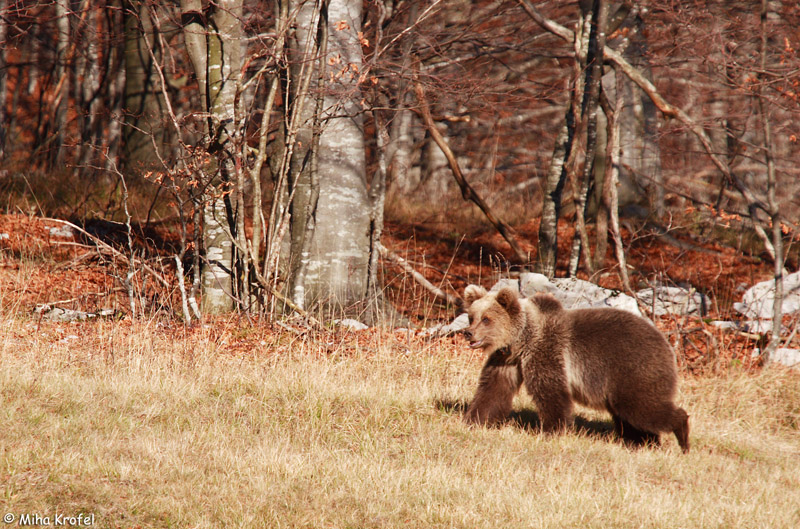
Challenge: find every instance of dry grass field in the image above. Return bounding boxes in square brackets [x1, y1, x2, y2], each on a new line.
[1, 308, 799, 529]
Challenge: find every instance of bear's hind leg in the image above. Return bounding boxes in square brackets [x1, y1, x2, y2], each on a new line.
[465, 351, 522, 426]
[613, 414, 661, 448]
[611, 400, 690, 453]
[672, 407, 690, 454]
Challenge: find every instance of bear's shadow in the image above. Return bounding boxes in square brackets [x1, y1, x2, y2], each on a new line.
[435, 399, 614, 441]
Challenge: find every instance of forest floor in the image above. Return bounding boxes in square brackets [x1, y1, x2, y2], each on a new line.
[1, 210, 792, 375]
[1, 211, 800, 528]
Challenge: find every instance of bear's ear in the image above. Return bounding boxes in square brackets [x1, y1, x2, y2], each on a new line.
[463, 284, 488, 308]
[532, 293, 562, 313]
[495, 287, 521, 317]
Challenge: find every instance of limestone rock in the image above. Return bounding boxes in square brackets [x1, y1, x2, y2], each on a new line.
[636, 285, 709, 316]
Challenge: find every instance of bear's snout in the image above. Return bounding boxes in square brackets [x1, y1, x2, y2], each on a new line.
[463, 328, 485, 349]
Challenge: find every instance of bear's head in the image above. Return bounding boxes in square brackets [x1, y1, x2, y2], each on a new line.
[462, 284, 523, 353]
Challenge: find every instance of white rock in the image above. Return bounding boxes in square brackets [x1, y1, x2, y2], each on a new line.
[551, 277, 642, 316]
[770, 348, 800, 369]
[34, 304, 115, 322]
[489, 278, 519, 293]
[425, 312, 469, 337]
[519, 272, 560, 296]
[43, 307, 90, 322]
[335, 318, 369, 331]
[734, 271, 800, 320]
[752, 348, 800, 369]
[636, 285, 709, 316]
[48, 225, 74, 238]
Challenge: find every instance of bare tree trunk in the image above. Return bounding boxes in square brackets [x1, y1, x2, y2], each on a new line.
[759, 0, 782, 363]
[181, 0, 242, 314]
[105, 37, 126, 174]
[284, 0, 373, 316]
[309, 0, 372, 313]
[122, 1, 168, 175]
[593, 108, 609, 271]
[568, 0, 609, 278]
[536, 108, 573, 278]
[26, 22, 39, 95]
[78, 3, 102, 168]
[613, 7, 662, 217]
[388, 4, 420, 196]
[388, 98, 418, 194]
[0, 0, 8, 159]
[288, 0, 327, 309]
[181, 0, 207, 106]
[535, 4, 589, 278]
[366, 109, 389, 321]
[602, 73, 631, 292]
[285, 0, 324, 309]
[206, 0, 242, 313]
[52, 0, 70, 167]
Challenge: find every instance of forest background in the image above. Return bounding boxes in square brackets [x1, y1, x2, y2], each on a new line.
[1, 0, 799, 334]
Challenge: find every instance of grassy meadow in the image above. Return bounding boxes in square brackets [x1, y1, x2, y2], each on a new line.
[1, 308, 799, 529]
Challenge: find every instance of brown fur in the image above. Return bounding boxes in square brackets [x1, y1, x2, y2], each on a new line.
[462, 285, 690, 453]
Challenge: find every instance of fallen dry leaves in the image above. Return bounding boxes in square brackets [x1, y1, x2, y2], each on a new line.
[1, 212, 792, 377]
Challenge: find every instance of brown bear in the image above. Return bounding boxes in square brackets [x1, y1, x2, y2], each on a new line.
[462, 284, 690, 453]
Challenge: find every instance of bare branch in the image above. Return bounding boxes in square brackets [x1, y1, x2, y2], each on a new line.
[516, 0, 778, 261]
[378, 242, 461, 308]
[412, 66, 529, 264]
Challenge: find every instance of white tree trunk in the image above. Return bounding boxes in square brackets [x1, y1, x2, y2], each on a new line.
[53, 0, 70, 166]
[288, 0, 371, 314]
[182, 0, 242, 313]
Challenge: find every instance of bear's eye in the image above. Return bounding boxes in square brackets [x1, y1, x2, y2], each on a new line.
[481, 316, 490, 325]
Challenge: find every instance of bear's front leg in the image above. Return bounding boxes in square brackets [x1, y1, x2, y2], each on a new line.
[526, 377, 573, 433]
[464, 349, 523, 426]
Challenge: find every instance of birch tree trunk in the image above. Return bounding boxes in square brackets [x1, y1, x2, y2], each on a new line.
[181, 0, 242, 314]
[535, 108, 572, 278]
[286, 0, 323, 309]
[105, 32, 126, 174]
[603, 71, 631, 292]
[78, 3, 102, 168]
[568, 0, 609, 277]
[533, 4, 587, 278]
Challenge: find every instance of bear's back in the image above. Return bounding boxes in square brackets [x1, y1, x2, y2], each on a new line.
[565, 307, 670, 362]
[558, 307, 677, 408]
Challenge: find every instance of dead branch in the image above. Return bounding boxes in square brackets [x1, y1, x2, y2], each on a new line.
[378, 242, 461, 308]
[412, 66, 529, 265]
